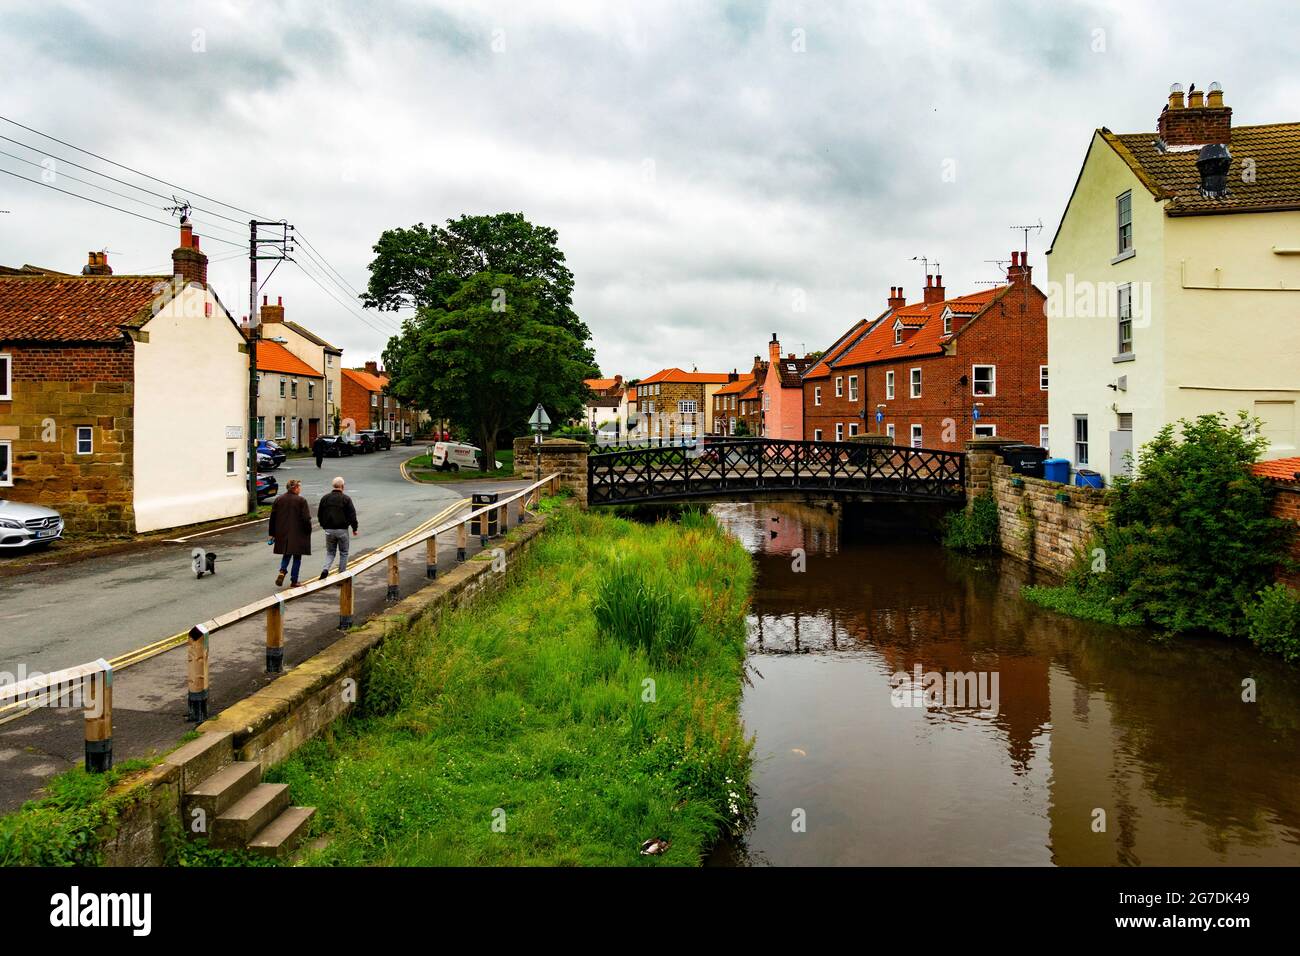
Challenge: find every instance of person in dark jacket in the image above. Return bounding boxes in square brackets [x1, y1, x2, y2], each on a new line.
[312, 435, 326, 469]
[317, 476, 359, 579]
[268, 478, 312, 587]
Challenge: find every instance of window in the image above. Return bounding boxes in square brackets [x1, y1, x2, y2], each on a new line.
[974, 424, 997, 437]
[886, 423, 896, 440]
[226, 449, 237, 475]
[290, 417, 298, 443]
[835, 423, 844, 441]
[972, 365, 996, 397]
[814, 386, 822, 406]
[1040, 365, 1049, 390]
[371, 393, 378, 407]
[1074, 415, 1089, 465]
[894, 326, 902, 345]
[327, 380, 333, 401]
[644, 401, 654, 414]
[0, 353, 10, 400]
[814, 429, 823, 441]
[943, 312, 952, 335]
[910, 424, 922, 448]
[848, 375, 858, 401]
[308, 382, 314, 400]
[886, 370, 895, 400]
[849, 422, 859, 437]
[835, 376, 843, 398]
[678, 400, 697, 414]
[909, 368, 922, 398]
[0, 441, 11, 486]
[729, 417, 736, 432]
[326, 353, 334, 367]
[76, 426, 93, 455]
[279, 377, 286, 398]
[256, 417, 266, 439]
[1117, 191, 1133, 255]
[1117, 284, 1133, 355]
[291, 379, 298, 399]
[1039, 424, 1050, 448]
[275, 415, 286, 439]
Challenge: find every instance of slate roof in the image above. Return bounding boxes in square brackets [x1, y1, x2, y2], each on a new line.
[0, 274, 167, 343]
[772, 355, 815, 387]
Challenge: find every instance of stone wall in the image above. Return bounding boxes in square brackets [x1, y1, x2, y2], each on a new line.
[0, 343, 136, 535]
[514, 437, 589, 506]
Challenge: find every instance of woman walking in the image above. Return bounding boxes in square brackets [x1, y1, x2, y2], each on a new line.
[268, 478, 312, 588]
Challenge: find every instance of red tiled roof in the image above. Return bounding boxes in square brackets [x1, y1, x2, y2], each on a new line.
[804, 318, 874, 379]
[835, 287, 1006, 367]
[0, 274, 167, 343]
[738, 380, 760, 400]
[714, 373, 755, 396]
[640, 367, 734, 384]
[584, 377, 620, 391]
[342, 367, 386, 392]
[256, 341, 322, 378]
[625, 386, 637, 401]
[1251, 457, 1300, 484]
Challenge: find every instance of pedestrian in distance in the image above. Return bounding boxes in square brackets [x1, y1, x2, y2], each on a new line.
[313, 434, 326, 469]
[318, 476, 359, 580]
[268, 478, 312, 588]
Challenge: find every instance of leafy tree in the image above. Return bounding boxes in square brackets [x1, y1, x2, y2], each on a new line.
[382, 272, 592, 467]
[1073, 412, 1293, 637]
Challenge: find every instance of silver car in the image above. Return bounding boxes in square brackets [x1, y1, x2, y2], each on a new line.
[0, 500, 65, 550]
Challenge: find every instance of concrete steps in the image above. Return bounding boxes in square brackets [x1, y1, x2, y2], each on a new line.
[182, 749, 315, 858]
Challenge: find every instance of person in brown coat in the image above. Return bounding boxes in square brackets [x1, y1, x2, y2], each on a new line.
[268, 478, 312, 587]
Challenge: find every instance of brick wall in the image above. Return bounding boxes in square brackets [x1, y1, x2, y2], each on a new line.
[0, 342, 136, 535]
[802, 373, 863, 441]
[1267, 484, 1300, 589]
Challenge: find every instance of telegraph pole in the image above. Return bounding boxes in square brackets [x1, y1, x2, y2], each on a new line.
[247, 219, 293, 512]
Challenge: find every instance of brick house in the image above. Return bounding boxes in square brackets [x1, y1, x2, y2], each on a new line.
[711, 371, 755, 436]
[341, 361, 424, 439]
[760, 335, 815, 440]
[736, 377, 762, 436]
[0, 224, 249, 534]
[803, 258, 1048, 449]
[254, 340, 323, 448]
[636, 368, 734, 438]
[259, 296, 344, 436]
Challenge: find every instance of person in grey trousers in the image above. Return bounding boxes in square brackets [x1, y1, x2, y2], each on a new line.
[318, 476, 358, 579]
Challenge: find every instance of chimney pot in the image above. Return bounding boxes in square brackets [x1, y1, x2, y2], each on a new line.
[263, 295, 268, 306]
[277, 296, 282, 306]
[173, 223, 207, 286]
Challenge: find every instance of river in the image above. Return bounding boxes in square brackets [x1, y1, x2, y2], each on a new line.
[707, 501, 1300, 866]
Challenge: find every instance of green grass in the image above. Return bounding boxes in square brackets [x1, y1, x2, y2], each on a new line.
[407, 449, 515, 481]
[266, 503, 755, 866]
[1022, 584, 1145, 628]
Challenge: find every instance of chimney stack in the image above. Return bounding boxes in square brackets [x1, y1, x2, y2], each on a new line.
[923, 273, 945, 305]
[172, 221, 208, 287]
[1008, 250, 1033, 286]
[888, 286, 906, 311]
[768, 333, 781, 363]
[1158, 81, 1231, 147]
[82, 251, 113, 276]
[261, 295, 285, 324]
[364, 360, 379, 375]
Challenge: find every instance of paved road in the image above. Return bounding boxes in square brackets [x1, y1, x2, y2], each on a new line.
[0, 449, 464, 675]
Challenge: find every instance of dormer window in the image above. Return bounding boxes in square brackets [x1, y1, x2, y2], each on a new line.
[894, 322, 903, 345]
[942, 309, 953, 335]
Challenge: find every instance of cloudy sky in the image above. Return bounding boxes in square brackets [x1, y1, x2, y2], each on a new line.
[1, 0, 1296, 377]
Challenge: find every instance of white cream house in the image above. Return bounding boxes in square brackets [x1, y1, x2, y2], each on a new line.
[1046, 83, 1300, 480]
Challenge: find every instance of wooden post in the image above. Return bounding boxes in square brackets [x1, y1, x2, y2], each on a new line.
[339, 576, 354, 630]
[457, 520, 467, 561]
[266, 597, 284, 673]
[496, 503, 506, 537]
[516, 495, 526, 525]
[186, 625, 209, 722]
[83, 666, 113, 773]
[426, 533, 438, 578]
[387, 552, 400, 601]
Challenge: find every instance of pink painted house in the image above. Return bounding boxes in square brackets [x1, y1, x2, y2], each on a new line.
[761, 334, 815, 440]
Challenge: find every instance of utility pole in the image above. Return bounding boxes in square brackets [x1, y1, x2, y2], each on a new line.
[247, 219, 293, 512]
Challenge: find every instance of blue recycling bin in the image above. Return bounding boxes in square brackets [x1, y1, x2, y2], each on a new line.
[1075, 469, 1104, 489]
[1043, 458, 1070, 485]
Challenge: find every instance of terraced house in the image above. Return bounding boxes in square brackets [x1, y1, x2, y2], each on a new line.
[636, 367, 735, 438]
[711, 370, 756, 436]
[341, 361, 423, 440]
[0, 224, 248, 533]
[804, 259, 1048, 449]
[1047, 82, 1300, 480]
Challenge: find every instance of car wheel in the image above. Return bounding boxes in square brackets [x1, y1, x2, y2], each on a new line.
[452, 463, 460, 472]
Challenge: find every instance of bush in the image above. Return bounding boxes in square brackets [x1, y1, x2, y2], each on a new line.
[943, 492, 999, 552]
[1244, 584, 1300, 662]
[592, 559, 700, 665]
[1072, 412, 1292, 638]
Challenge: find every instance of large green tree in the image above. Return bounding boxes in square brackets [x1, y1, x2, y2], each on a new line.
[382, 272, 592, 467]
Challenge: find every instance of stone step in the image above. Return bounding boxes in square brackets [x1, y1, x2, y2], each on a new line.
[211, 783, 290, 850]
[183, 761, 262, 825]
[247, 806, 317, 860]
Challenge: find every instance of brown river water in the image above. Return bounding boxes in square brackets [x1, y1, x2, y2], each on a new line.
[706, 501, 1300, 866]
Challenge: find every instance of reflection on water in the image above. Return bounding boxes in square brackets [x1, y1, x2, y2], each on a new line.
[709, 501, 1300, 866]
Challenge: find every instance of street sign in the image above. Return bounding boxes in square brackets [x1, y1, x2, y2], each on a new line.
[528, 403, 551, 432]
[973, 407, 981, 422]
[875, 410, 884, 424]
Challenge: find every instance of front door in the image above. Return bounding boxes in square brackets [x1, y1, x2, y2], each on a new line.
[309, 419, 320, 443]
[1109, 429, 1133, 477]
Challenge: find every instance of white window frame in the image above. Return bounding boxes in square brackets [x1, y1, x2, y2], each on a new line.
[308, 381, 315, 400]
[326, 353, 334, 368]
[886, 423, 896, 440]
[0, 353, 11, 401]
[835, 376, 843, 398]
[814, 429, 823, 441]
[275, 415, 287, 440]
[279, 377, 286, 398]
[677, 399, 697, 415]
[909, 368, 922, 398]
[885, 370, 895, 400]
[256, 416, 266, 440]
[1039, 424, 1050, 448]
[76, 426, 93, 456]
[1117, 190, 1133, 255]
[972, 365, 996, 397]
[0, 440, 12, 487]
[290, 379, 298, 399]
[1074, 415, 1089, 466]
[1040, 365, 1049, 390]
[943, 311, 952, 335]
[894, 326, 903, 345]
[973, 424, 997, 438]
[1117, 284, 1133, 355]
[910, 424, 922, 448]
[848, 375, 858, 402]
[814, 386, 822, 407]
[835, 423, 844, 442]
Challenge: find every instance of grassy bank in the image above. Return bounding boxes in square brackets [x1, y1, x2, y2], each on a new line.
[269, 503, 754, 865]
[406, 448, 515, 482]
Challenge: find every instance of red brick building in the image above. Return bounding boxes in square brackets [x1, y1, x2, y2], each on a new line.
[803, 256, 1048, 449]
[711, 371, 755, 436]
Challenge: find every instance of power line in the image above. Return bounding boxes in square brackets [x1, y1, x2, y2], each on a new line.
[292, 238, 398, 331]
[292, 257, 397, 337]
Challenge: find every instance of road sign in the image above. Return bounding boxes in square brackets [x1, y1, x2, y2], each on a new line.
[875, 410, 883, 424]
[528, 403, 551, 431]
[973, 407, 981, 422]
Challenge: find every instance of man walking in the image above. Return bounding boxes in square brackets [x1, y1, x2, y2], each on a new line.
[318, 476, 358, 580]
[268, 478, 312, 588]
[312, 434, 326, 469]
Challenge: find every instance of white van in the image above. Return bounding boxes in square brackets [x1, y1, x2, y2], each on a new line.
[430, 441, 492, 472]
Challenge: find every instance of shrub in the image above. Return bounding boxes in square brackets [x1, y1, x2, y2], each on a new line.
[943, 492, 999, 552]
[1244, 584, 1300, 663]
[592, 560, 700, 665]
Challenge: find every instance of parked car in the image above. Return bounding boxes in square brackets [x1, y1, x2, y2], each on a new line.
[256, 452, 277, 473]
[357, 429, 392, 451]
[316, 435, 354, 458]
[349, 432, 376, 454]
[255, 439, 286, 468]
[429, 441, 502, 472]
[253, 472, 278, 504]
[0, 500, 65, 550]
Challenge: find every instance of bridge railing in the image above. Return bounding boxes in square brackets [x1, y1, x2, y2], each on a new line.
[587, 438, 965, 505]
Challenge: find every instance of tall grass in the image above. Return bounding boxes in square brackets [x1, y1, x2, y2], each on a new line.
[268, 503, 754, 866]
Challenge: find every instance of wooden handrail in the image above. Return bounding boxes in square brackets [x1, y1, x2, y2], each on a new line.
[0, 657, 113, 772]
